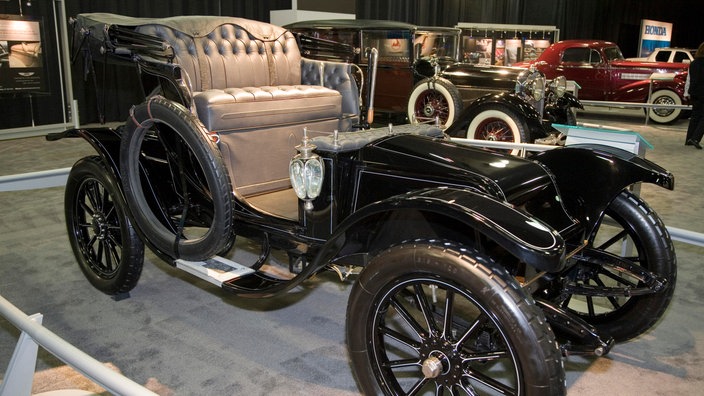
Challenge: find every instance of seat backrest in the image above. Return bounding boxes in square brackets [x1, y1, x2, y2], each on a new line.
[135, 16, 302, 92]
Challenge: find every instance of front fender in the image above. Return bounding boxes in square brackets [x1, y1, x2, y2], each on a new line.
[532, 144, 674, 233]
[556, 92, 583, 110]
[311, 187, 566, 273]
[445, 92, 544, 137]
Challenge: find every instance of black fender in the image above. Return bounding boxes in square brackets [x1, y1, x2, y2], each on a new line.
[532, 144, 674, 234]
[310, 187, 566, 274]
[47, 127, 177, 262]
[545, 92, 582, 125]
[556, 91, 583, 110]
[47, 127, 123, 181]
[444, 91, 547, 139]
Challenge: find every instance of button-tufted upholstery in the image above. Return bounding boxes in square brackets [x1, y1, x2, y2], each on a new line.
[130, 16, 359, 195]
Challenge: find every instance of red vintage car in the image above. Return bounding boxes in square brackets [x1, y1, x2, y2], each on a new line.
[514, 40, 689, 123]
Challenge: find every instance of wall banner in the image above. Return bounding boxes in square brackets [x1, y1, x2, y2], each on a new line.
[0, 14, 47, 94]
[637, 19, 673, 58]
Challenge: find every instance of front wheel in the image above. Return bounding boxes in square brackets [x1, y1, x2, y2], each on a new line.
[648, 90, 682, 124]
[466, 105, 530, 155]
[65, 156, 144, 295]
[347, 242, 565, 396]
[407, 77, 463, 127]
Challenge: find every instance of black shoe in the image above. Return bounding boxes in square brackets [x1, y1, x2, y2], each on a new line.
[687, 139, 703, 149]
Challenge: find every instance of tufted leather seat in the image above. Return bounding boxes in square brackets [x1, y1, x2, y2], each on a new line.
[135, 17, 347, 132]
[129, 16, 359, 195]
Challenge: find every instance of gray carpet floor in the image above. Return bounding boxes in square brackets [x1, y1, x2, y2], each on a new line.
[1, 107, 703, 395]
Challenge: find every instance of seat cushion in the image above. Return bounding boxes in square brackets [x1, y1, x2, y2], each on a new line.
[194, 85, 342, 132]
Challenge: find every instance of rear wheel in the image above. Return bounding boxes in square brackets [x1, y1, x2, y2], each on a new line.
[648, 90, 682, 124]
[347, 242, 565, 396]
[120, 97, 234, 260]
[65, 156, 144, 295]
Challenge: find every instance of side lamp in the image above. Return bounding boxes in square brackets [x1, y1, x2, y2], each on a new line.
[289, 127, 324, 211]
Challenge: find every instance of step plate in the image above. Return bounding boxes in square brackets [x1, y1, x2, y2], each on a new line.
[175, 256, 255, 287]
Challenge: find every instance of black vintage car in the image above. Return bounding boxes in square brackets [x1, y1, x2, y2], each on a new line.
[285, 19, 581, 145]
[52, 14, 676, 395]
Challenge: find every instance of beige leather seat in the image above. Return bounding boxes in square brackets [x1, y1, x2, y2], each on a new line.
[133, 16, 359, 195]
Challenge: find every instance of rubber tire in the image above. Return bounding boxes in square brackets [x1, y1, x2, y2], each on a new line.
[65, 156, 145, 295]
[577, 190, 677, 342]
[466, 105, 530, 155]
[347, 241, 565, 396]
[120, 97, 234, 261]
[648, 89, 682, 124]
[407, 77, 463, 128]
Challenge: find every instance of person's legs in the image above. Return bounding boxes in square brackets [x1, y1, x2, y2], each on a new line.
[685, 98, 704, 147]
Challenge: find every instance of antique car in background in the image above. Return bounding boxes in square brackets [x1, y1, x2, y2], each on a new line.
[52, 13, 677, 395]
[286, 19, 581, 146]
[627, 47, 695, 63]
[514, 40, 690, 123]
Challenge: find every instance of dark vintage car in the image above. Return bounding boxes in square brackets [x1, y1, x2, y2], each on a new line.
[514, 40, 690, 124]
[52, 14, 677, 395]
[285, 19, 581, 146]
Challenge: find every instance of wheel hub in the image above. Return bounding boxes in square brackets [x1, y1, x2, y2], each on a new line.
[653, 97, 675, 116]
[420, 337, 463, 384]
[91, 213, 109, 240]
[421, 354, 446, 378]
[423, 103, 436, 117]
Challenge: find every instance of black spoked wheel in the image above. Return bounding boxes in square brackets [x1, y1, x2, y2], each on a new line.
[65, 156, 144, 295]
[347, 242, 565, 396]
[120, 97, 234, 261]
[558, 190, 677, 341]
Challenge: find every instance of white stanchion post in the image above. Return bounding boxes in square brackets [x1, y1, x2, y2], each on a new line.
[0, 313, 43, 396]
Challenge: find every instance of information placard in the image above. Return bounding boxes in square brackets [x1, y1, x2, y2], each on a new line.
[0, 14, 47, 93]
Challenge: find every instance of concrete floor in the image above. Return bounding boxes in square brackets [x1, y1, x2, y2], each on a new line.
[1, 106, 703, 395]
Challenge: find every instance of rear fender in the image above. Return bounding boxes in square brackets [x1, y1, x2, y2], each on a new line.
[48, 127, 181, 263]
[611, 79, 685, 103]
[47, 127, 123, 181]
[532, 144, 674, 233]
[311, 187, 566, 273]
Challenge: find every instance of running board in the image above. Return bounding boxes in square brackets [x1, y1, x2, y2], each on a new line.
[175, 256, 255, 287]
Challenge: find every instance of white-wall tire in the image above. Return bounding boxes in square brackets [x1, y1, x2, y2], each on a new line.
[407, 78, 463, 128]
[648, 90, 682, 124]
[466, 106, 529, 155]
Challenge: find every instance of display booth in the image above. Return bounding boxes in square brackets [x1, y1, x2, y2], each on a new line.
[0, 1, 75, 140]
[456, 22, 559, 66]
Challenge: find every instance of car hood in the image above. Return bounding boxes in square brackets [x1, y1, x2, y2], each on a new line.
[440, 63, 523, 89]
[361, 134, 555, 204]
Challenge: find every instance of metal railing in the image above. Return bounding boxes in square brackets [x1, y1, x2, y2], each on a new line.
[0, 295, 157, 395]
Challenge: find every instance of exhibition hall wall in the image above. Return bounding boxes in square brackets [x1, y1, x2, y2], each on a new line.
[0, 0, 699, 127]
[356, 0, 703, 52]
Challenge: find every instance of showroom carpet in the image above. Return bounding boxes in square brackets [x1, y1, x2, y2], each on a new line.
[1, 108, 703, 395]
